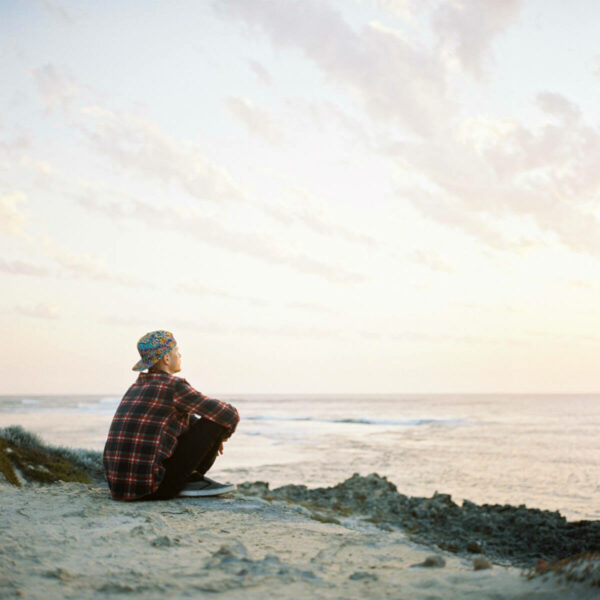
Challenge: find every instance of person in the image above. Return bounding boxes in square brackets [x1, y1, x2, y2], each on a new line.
[103, 330, 239, 501]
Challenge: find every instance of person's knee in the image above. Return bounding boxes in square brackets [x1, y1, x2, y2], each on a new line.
[191, 417, 229, 439]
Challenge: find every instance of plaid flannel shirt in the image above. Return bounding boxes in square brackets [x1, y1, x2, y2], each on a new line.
[103, 370, 239, 500]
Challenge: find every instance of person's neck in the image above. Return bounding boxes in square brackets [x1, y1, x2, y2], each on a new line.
[149, 367, 174, 375]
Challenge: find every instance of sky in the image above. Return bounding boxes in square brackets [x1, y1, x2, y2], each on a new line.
[3, 0, 600, 394]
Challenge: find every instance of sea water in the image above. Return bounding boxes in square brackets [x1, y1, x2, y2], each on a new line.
[1, 393, 598, 521]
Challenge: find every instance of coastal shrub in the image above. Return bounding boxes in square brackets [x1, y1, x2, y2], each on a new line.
[0, 441, 20, 485]
[0, 426, 104, 485]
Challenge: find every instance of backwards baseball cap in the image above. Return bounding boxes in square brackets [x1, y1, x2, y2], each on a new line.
[132, 330, 177, 371]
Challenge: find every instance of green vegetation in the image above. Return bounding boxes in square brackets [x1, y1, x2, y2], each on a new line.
[0, 426, 104, 486]
[309, 512, 341, 525]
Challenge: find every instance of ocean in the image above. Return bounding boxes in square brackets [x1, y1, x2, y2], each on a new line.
[1, 393, 598, 521]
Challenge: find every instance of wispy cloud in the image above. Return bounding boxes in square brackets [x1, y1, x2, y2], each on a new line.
[432, 0, 523, 77]
[79, 196, 367, 283]
[247, 59, 272, 85]
[100, 314, 231, 336]
[0, 257, 52, 277]
[286, 301, 338, 315]
[371, 0, 414, 21]
[261, 185, 378, 247]
[34, 0, 74, 23]
[0, 129, 30, 161]
[80, 106, 245, 203]
[79, 106, 374, 248]
[219, 0, 597, 259]
[388, 97, 600, 256]
[288, 99, 372, 148]
[42, 236, 153, 288]
[0, 192, 28, 238]
[536, 92, 581, 122]
[224, 96, 283, 145]
[14, 302, 60, 320]
[407, 248, 455, 273]
[215, 0, 451, 136]
[569, 279, 596, 290]
[31, 64, 83, 114]
[359, 329, 524, 345]
[177, 280, 270, 307]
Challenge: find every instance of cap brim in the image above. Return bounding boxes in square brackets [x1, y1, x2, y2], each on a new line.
[132, 359, 151, 371]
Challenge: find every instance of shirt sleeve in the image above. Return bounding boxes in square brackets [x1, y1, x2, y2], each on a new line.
[173, 378, 240, 435]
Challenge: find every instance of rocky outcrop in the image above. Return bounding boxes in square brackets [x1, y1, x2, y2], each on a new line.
[238, 473, 600, 567]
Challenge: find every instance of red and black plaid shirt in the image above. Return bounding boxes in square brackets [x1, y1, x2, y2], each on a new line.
[103, 371, 239, 500]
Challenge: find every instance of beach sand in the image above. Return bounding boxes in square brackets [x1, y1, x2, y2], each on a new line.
[1, 480, 595, 599]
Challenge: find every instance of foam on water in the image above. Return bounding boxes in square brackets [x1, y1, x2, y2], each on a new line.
[244, 415, 468, 427]
[1, 393, 599, 521]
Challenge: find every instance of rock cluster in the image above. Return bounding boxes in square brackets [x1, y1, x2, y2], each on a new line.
[238, 473, 600, 567]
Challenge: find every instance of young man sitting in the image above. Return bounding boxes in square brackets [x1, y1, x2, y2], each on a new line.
[103, 330, 239, 500]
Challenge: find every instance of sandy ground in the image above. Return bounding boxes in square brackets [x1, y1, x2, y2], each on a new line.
[0, 481, 595, 600]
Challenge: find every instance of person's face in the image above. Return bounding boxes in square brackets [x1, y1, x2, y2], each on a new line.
[164, 345, 182, 374]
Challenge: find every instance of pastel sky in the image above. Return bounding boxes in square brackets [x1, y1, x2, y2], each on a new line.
[3, 0, 600, 394]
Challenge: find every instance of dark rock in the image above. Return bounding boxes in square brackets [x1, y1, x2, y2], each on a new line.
[413, 555, 446, 568]
[238, 473, 600, 568]
[349, 571, 378, 581]
[472, 557, 492, 570]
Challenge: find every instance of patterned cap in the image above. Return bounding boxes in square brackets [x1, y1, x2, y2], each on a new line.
[132, 330, 177, 371]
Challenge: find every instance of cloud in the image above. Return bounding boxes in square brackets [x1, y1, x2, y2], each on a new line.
[79, 197, 367, 283]
[80, 106, 245, 203]
[388, 98, 600, 256]
[286, 301, 338, 315]
[100, 315, 342, 340]
[179, 282, 337, 312]
[224, 96, 283, 145]
[263, 186, 378, 247]
[177, 280, 270, 307]
[215, 0, 451, 136]
[536, 92, 581, 122]
[371, 0, 414, 21]
[359, 328, 522, 345]
[247, 59, 272, 85]
[407, 248, 455, 273]
[31, 64, 82, 114]
[42, 236, 153, 288]
[0, 192, 28, 237]
[100, 314, 226, 336]
[398, 186, 520, 250]
[237, 323, 344, 340]
[0, 257, 52, 276]
[14, 302, 60, 320]
[34, 0, 73, 23]
[569, 279, 595, 290]
[79, 107, 377, 248]
[0, 130, 30, 161]
[432, 0, 523, 77]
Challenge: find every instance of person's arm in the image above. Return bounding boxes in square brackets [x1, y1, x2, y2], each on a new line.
[173, 378, 239, 436]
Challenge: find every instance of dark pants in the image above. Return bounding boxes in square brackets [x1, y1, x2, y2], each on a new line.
[144, 417, 229, 500]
